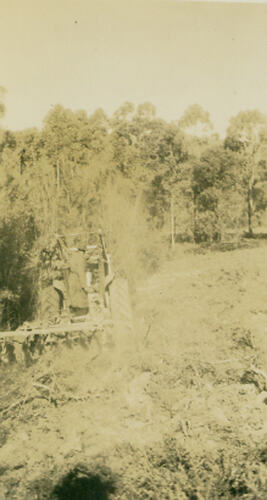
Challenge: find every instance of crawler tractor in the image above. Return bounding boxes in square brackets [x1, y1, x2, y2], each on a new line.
[0, 230, 133, 365]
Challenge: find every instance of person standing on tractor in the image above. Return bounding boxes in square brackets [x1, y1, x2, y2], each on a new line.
[67, 243, 90, 317]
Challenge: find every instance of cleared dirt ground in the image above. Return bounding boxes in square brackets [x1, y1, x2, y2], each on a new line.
[0, 244, 267, 499]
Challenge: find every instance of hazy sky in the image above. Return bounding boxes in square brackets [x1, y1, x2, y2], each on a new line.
[0, 0, 267, 136]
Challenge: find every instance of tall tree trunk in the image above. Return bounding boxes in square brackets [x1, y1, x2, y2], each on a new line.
[56, 158, 60, 195]
[193, 190, 197, 243]
[170, 192, 175, 250]
[247, 165, 255, 236]
[246, 148, 258, 237]
[247, 184, 254, 236]
[54, 157, 62, 233]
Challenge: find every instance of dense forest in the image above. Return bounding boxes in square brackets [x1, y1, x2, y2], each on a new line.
[0, 89, 267, 328]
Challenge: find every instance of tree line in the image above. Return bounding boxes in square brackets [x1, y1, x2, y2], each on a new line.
[0, 94, 267, 327]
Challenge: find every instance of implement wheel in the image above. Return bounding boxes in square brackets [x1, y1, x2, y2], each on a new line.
[39, 286, 61, 321]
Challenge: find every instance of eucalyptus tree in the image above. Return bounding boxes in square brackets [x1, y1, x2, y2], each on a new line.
[225, 110, 267, 235]
[177, 104, 219, 242]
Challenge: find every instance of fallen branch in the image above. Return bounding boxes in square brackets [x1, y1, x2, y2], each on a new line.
[1, 393, 57, 418]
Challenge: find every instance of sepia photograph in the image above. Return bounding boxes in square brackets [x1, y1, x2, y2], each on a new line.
[0, 0, 267, 498]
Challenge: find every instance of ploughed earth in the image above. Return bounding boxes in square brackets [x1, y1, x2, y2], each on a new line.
[0, 245, 267, 499]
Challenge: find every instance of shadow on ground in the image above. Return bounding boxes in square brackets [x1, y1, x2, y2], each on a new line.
[49, 465, 117, 500]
